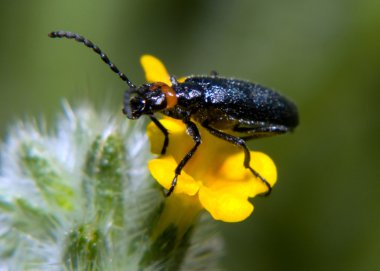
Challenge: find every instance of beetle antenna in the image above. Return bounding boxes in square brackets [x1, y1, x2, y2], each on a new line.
[48, 31, 136, 89]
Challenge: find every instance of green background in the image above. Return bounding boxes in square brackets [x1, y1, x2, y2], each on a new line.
[1, 0, 379, 270]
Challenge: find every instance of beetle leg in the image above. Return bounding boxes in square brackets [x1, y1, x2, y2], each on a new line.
[149, 116, 169, 155]
[202, 123, 272, 196]
[235, 125, 289, 141]
[170, 75, 178, 86]
[210, 70, 218, 76]
[166, 120, 202, 196]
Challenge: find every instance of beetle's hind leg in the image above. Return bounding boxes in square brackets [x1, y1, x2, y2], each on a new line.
[202, 122, 272, 196]
[150, 116, 169, 155]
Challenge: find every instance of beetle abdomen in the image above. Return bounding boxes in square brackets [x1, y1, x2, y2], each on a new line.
[184, 77, 299, 129]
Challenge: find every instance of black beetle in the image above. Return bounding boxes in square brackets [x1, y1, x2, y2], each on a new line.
[49, 31, 299, 196]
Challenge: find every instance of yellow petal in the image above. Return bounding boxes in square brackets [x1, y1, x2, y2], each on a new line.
[148, 156, 200, 196]
[217, 152, 249, 181]
[198, 186, 253, 222]
[215, 151, 277, 197]
[140, 55, 171, 85]
[248, 151, 277, 195]
[146, 118, 187, 155]
[177, 77, 187, 83]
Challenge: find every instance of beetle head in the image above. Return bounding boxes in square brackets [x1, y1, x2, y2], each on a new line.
[123, 83, 170, 119]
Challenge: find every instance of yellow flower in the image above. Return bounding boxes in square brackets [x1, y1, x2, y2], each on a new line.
[141, 55, 277, 223]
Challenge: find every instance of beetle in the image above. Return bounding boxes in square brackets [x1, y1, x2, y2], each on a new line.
[49, 31, 299, 196]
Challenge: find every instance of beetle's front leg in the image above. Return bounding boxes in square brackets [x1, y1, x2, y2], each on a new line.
[149, 116, 169, 155]
[202, 122, 272, 196]
[166, 120, 202, 196]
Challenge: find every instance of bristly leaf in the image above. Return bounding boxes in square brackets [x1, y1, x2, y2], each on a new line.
[0, 102, 223, 270]
[19, 142, 75, 211]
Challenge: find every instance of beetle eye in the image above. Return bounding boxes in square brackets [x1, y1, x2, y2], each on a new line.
[130, 97, 146, 118]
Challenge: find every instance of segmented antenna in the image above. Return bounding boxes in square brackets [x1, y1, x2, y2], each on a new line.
[48, 31, 136, 88]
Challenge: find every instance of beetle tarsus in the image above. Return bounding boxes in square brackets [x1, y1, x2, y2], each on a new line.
[166, 175, 178, 196]
[248, 168, 272, 196]
[210, 70, 218, 76]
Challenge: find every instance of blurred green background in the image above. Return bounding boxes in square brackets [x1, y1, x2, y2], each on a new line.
[1, 0, 379, 270]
